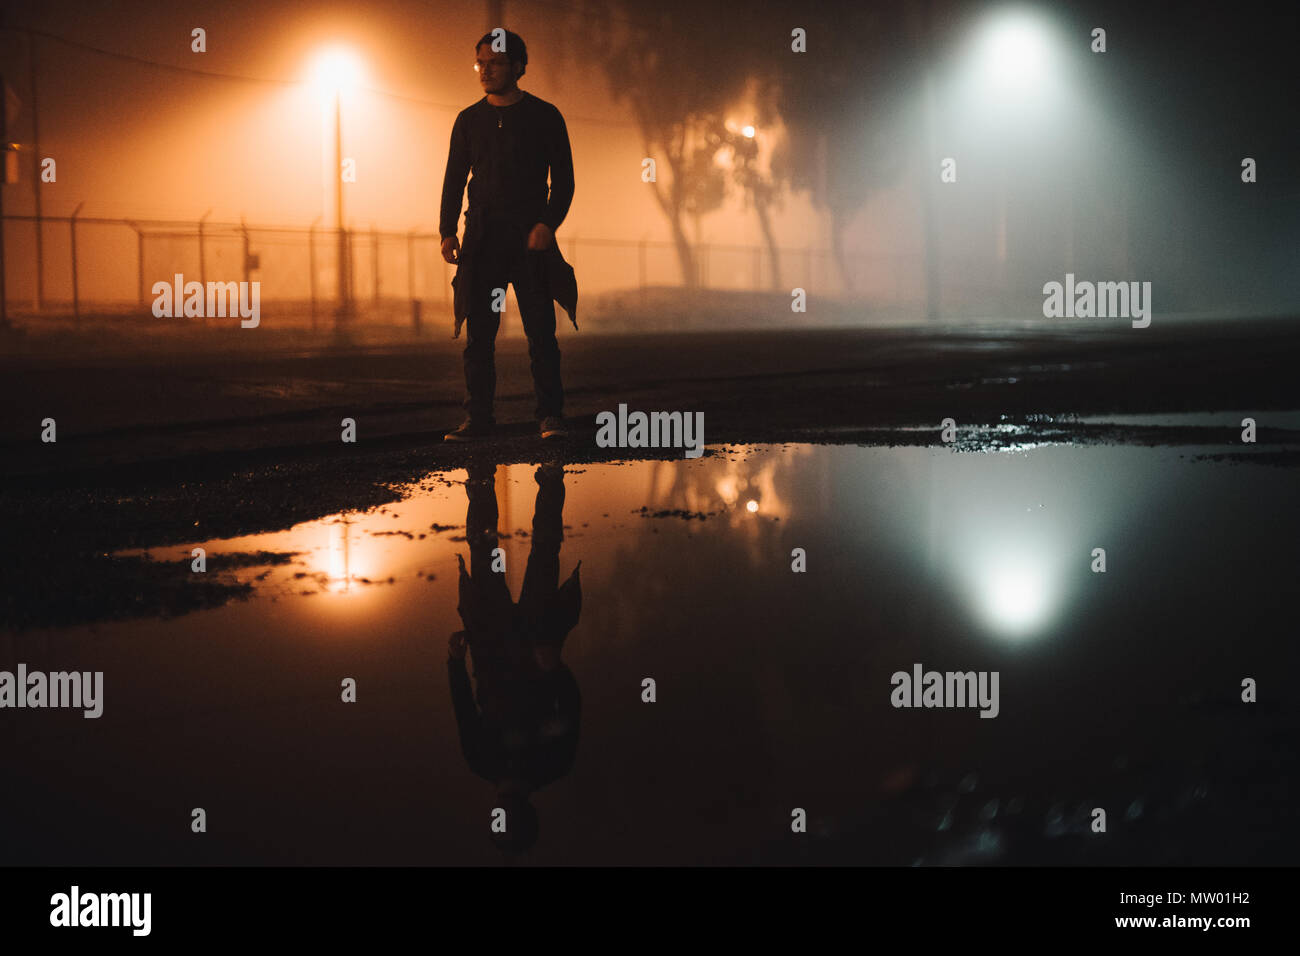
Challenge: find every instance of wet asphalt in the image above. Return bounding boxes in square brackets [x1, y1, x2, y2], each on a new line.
[2, 316, 1298, 568]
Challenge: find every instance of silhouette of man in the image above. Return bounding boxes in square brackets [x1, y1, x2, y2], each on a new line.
[446, 461, 582, 854]
[440, 30, 576, 443]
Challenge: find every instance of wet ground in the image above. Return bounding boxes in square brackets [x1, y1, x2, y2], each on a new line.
[2, 442, 1298, 864]
[4, 316, 1299, 480]
[1, 320, 1298, 864]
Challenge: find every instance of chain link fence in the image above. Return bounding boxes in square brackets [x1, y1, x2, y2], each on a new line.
[2, 212, 1022, 332]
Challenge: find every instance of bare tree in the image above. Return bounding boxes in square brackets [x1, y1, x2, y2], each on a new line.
[586, 1, 756, 287]
[723, 77, 786, 289]
[771, 2, 912, 293]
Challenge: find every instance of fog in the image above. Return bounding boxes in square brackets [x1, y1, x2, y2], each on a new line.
[2, 0, 1296, 325]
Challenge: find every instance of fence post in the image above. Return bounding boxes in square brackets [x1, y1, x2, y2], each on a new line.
[198, 209, 211, 326]
[309, 217, 320, 332]
[638, 238, 646, 305]
[241, 216, 250, 289]
[126, 220, 143, 310]
[70, 202, 84, 324]
[408, 231, 420, 335]
[406, 231, 415, 302]
[371, 226, 379, 305]
[347, 228, 356, 322]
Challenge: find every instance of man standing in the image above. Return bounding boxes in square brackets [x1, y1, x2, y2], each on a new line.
[440, 30, 576, 441]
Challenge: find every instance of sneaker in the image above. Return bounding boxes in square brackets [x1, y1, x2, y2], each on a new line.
[539, 416, 567, 439]
[444, 417, 494, 442]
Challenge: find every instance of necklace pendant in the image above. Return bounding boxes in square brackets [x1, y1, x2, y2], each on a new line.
[497, 115, 502, 128]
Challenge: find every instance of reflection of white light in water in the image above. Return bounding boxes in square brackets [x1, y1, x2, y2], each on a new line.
[746, 499, 759, 513]
[976, 557, 1053, 637]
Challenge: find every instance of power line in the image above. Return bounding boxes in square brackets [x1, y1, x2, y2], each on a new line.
[3, 25, 638, 128]
[11, 28, 305, 89]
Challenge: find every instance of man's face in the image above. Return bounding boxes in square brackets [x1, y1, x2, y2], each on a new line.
[475, 45, 516, 94]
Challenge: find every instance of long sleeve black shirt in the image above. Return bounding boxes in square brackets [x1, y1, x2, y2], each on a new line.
[439, 91, 575, 239]
[447, 658, 581, 790]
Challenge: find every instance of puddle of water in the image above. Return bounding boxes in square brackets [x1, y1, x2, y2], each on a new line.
[1069, 409, 1300, 430]
[2, 443, 1297, 865]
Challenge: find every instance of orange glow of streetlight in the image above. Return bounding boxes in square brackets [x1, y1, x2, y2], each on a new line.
[306, 46, 366, 328]
[310, 48, 363, 94]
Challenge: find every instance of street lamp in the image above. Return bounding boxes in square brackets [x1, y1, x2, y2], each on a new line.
[975, 13, 1055, 102]
[310, 48, 363, 330]
[956, 8, 1066, 311]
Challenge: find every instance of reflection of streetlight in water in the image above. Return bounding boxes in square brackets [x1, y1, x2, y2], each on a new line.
[327, 514, 354, 593]
[646, 446, 813, 522]
[973, 554, 1056, 639]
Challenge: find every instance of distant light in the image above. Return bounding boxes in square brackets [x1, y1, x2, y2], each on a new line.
[310, 48, 363, 94]
[971, 9, 1055, 98]
[746, 499, 759, 513]
[742, 125, 756, 139]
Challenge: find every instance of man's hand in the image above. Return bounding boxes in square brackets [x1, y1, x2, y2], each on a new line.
[441, 236, 460, 264]
[527, 223, 553, 251]
[448, 631, 468, 661]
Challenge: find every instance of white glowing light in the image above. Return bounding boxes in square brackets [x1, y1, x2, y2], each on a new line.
[742, 125, 755, 139]
[962, 7, 1061, 113]
[983, 19, 1051, 89]
[977, 557, 1053, 636]
[746, 499, 759, 513]
[311, 48, 363, 94]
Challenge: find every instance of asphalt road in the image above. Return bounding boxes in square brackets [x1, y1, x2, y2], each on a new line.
[3, 317, 1298, 483]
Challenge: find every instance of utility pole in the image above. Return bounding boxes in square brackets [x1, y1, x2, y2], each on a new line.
[918, 0, 942, 323]
[28, 30, 42, 311]
[333, 86, 350, 329]
[0, 68, 9, 330]
[0, 6, 8, 330]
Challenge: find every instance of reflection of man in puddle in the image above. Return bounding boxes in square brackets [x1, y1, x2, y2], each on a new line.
[447, 461, 582, 854]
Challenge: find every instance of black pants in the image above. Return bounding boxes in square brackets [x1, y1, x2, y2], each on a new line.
[463, 460, 566, 626]
[460, 463, 569, 720]
[462, 223, 564, 422]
